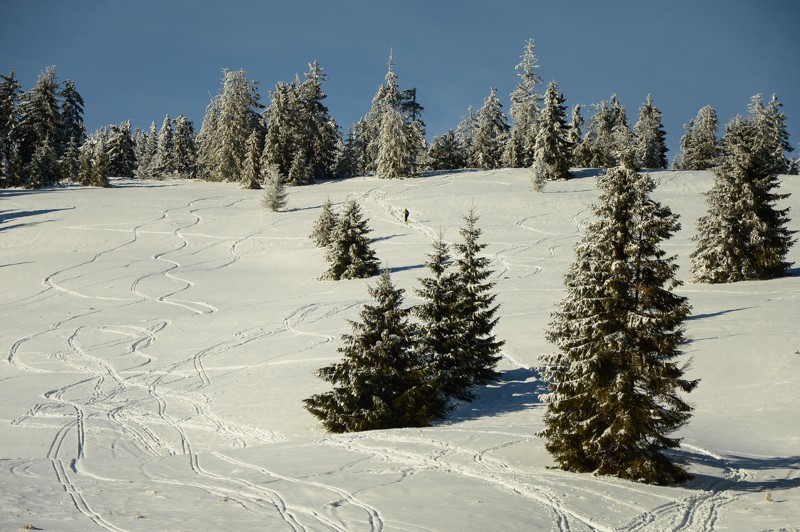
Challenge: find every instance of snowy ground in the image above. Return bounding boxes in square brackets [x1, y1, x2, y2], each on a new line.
[1, 168, 798, 531]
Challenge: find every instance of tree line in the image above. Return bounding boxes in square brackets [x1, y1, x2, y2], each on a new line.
[2, 40, 796, 189]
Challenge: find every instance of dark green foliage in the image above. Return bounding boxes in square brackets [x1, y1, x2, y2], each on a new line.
[58, 79, 86, 151]
[675, 105, 719, 170]
[106, 121, 137, 178]
[414, 233, 472, 403]
[451, 208, 503, 394]
[428, 129, 466, 171]
[322, 199, 379, 280]
[541, 165, 697, 485]
[304, 270, 445, 432]
[691, 115, 796, 282]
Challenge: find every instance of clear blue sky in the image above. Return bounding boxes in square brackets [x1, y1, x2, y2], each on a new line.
[2, 0, 798, 163]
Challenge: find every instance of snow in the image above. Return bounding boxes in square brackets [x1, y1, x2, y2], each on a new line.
[1, 168, 799, 531]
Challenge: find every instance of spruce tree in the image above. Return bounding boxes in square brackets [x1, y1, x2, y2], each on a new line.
[310, 197, 337, 248]
[414, 233, 469, 404]
[675, 105, 719, 170]
[455, 106, 478, 168]
[566, 104, 584, 166]
[14, 66, 61, 185]
[691, 115, 795, 282]
[27, 135, 58, 188]
[241, 128, 262, 189]
[304, 269, 444, 432]
[504, 39, 542, 168]
[428, 129, 466, 171]
[59, 136, 79, 182]
[541, 164, 697, 485]
[172, 115, 197, 178]
[472, 88, 509, 169]
[0, 70, 22, 166]
[750, 93, 793, 175]
[323, 199, 380, 280]
[451, 208, 503, 394]
[633, 94, 668, 169]
[530, 80, 572, 186]
[106, 121, 137, 178]
[260, 163, 287, 212]
[151, 115, 174, 178]
[376, 106, 414, 178]
[58, 79, 86, 151]
[260, 82, 295, 178]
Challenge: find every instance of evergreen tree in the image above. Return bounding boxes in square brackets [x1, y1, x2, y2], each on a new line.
[504, 39, 542, 167]
[376, 106, 414, 178]
[151, 115, 174, 178]
[530, 80, 572, 186]
[675, 105, 719, 170]
[14, 66, 61, 185]
[26, 134, 58, 188]
[451, 208, 503, 394]
[261, 82, 296, 178]
[0, 69, 22, 171]
[260, 163, 287, 211]
[428, 129, 466, 171]
[58, 79, 86, 152]
[241, 128, 262, 189]
[633, 94, 668, 169]
[691, 115, 795, 282]
[304, 269, 444, 432]
[541, 165, 697, 485]
[750, 93, 793, 175]
[136, 121, 158, 178]
[310, 197, 337, 248]
[323, 199, 380, 280]
[59, 136, 80, 182]
[86, 134, 110, 187]
[296, 61, 340, 181]
[566, 104, 584, 166]
[413, 233, 467, 405]
[172, 115, 197, 178]
[455, 106, 479, 168]
[77, 139, 93, 185]
[577, 96, 628, 168]
[106, 121, 137, 177]
[472, 88, 509, 169]
[197, 69, 263, 181]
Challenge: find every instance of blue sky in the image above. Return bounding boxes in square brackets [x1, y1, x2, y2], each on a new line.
[2, 0, 798, 163]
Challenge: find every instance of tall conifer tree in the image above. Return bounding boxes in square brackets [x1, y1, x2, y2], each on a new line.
[541, 163, 697, 485]
[633, 94, 668, 169]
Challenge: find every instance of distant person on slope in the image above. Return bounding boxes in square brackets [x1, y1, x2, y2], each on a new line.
[403, 208, 409, 224]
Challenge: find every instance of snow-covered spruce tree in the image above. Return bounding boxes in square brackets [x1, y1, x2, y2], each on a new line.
[241, 128, 262, 189]
[172, 115, 197, 178]
[675, 105, 719, 170]
[150, 115, 174, 178]
[26, 134, 58, 188]
[451, 208, 503, 394]
[540, 164, 697, 486]
[260, 163, 287, 212]
[58, 79, 86, 152]
[310, 197, 337, 248]
[322, 199, 380, 280]
[304, 269, 445, 432]
[633, 94, 668, 169]
[59, 136, 79, 182]
[88, 134, 110, 187]
[472, 88, 509, 169]
[750, 93, 793, 175]
[106, 121, 137, 178]
[530, 80, 572, 188]
[428, 129, 466, 171]
[0, 70, 22, 164]
[504, 39, 542, 168]
[376, 106, 414, 178]
[691, 115, 795, 282]
[414, 232, 470, 404]
[288, 148, 314, 186]
[455, 106, 478, 168]
[15, 66, 61, 186]
[135, 121, 158, 178]
[577, 95, 630, 169]
[197, 69, 263, 182]
[260, 82, 296, 179]
[77, 139, 93, 185]
[298, 61, 341, 181]
[566, 104, 583, 166]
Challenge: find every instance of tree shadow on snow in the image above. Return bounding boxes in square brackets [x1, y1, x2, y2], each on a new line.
[0, 207, 73, 232]
[445, 367, 547, 423]
[686, 307, 751, 321]
[667, 449, 800, 494]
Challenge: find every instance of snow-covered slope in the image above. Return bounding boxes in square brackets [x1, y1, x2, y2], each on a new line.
[1, 169, 798, 531]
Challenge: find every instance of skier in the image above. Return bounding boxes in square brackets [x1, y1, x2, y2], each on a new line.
[403, 208, 409, 224]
